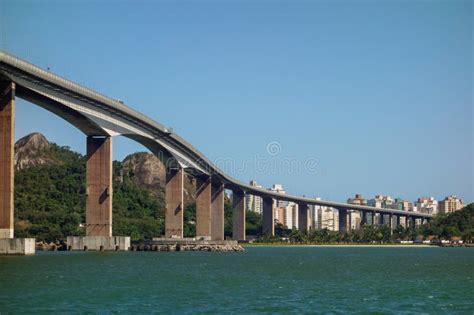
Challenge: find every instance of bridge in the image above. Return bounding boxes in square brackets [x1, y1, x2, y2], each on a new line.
[0, 51, 433, 254]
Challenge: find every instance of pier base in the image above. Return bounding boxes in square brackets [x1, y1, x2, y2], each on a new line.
[0, 238, 35, 255]
[67, 236, 130, 251]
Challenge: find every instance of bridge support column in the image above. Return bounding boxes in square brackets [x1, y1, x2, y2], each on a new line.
[0, 82, 35, 255]
[68, 136, 129, 251]
[195, 176, 211, 240]
[262, 197, 274, 236]
[403, 216, 408, 228]
[211, 183, 225, 241]
[86, 136, 113, 237]
[379, 213, 385, 226]
[396, 215, 401, 228]
[232, 189, 246, 241]
[372, 211, 376, 225]
[165, 167, 184, 238]
[338, 209, 347, 233]
[298, 203, 309, 233]
[0, 82, 15, 239]
[361, 211, 367, 226]
[407, 216, 416, 229]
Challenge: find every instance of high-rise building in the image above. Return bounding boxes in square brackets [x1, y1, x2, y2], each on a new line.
[275, 207, 286, 226]
[282, 202, 298, 229]
[314, 198, 338, 231]
[245, 180, 263, 214]
[393, 198, 414, 211]
[368, 195, 413, 211]
[415, 197, 438, 215]
[367, 195, 392, 208]
[439, 195, 464, 214]
[347, 194, 366, 229]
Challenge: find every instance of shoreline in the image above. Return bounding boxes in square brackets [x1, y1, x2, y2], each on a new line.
[243, 243, 436, 248]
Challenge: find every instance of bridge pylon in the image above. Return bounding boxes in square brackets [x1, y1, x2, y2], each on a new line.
[68, 135, 130, 251]
[232, 189, 246, 241]
[196, 175, 212, 240]
[262, 197, 274, 236]
[0, 81, 35, 255]
[210, 182, 225, 241]
[165, 166, 184, 238]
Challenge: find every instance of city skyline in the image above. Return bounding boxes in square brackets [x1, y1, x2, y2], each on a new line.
[1, 0, 472, 203]
[244, 180, 465, 232]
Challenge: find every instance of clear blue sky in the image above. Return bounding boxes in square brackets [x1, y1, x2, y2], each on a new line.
[1, 0, 472, 203]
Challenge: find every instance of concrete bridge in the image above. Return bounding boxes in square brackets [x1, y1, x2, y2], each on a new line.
[0, 51, 433, 254]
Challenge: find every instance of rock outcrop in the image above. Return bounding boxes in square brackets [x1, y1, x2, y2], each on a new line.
[122, 152, 166, 197]
[121, 152, 196, 206]
[14, 132, 52, 170]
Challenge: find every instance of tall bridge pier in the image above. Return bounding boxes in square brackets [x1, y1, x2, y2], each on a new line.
[232, 189, 246, 241]
[67, 136, 130, 251]
[262, 196, 275, 236]
[210, 183, 225, 241]
[196, 176, 212, 239]
[298, 203, 309, 232]
[338, 209, 348, 233]
[165, 167, 184, 238]
[0, 82, 35, 255]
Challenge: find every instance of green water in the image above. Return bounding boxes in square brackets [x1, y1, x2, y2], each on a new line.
[0, 247, 473, 314]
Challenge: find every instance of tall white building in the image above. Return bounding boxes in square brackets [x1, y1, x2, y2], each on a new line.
[285, 202, 298, 229]
[245, 180, 263, 214]
[313, 198, 339, 231]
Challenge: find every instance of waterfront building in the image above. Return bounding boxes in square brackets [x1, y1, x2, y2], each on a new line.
[285, 202, 298, 229]
[275, 207, 286, 226]
[415, 197, 438, 215]
[245, 180, 263, 214]
[439, 195, 464, 214]
[347, 194, 366, 229]
[313, 197, 338, 231]
[367, 195, 393, 208]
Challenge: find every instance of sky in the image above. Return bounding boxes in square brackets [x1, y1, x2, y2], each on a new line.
[0, 0, 472, 203]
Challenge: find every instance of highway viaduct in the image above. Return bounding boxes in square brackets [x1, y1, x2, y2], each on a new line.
[0, 51, 433, 254]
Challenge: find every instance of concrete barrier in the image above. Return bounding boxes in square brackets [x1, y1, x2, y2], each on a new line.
[0, 238, 35, 255]
[67, 236, 130, 251]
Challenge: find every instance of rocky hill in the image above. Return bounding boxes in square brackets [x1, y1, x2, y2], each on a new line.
[121, 152, 196, 207]
[14, 132, 53, 170]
